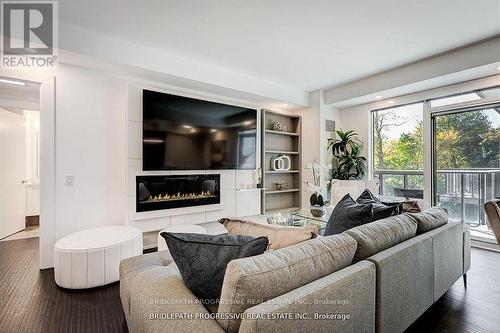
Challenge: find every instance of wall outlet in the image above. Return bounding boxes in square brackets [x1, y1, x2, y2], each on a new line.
[65, 176, 74, 186]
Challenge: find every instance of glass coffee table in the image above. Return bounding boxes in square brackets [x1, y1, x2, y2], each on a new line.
[290, 209, 331, 235]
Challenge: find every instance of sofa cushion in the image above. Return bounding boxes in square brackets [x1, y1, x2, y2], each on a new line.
[344, 213, 417, 262]
[409, 207, 448, 235]
[220, 218, 317, 250]
[160, 232, 268, 303]
[356, 189, 400, 221]
[324, 194, 373, 235]
[217, 233, 357, 333]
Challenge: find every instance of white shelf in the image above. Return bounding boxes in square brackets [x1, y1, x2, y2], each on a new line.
[265, 150, 300, 155]
[235, 188, 266, 192]
[265, 170, 300, 174]
[265, 189, 300, 195]
[265, 130, 299, 136]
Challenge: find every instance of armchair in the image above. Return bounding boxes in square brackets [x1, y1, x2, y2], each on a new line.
[484, 199, 500, 244]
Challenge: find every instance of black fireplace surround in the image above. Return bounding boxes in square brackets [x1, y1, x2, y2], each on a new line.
[136, 174, 220, 212]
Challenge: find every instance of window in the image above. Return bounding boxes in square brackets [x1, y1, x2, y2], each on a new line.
[433, 107, 500, 225]
[370, 86, 500, 242]
[372, 103, 424, 197]
[430, 92, 480, 108]
[430, 86, 500, 108]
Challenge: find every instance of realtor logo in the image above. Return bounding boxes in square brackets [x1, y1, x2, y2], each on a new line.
[1, 1, 58, 67]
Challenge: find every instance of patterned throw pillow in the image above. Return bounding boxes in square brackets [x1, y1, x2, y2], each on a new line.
[160, 232, 268, 303]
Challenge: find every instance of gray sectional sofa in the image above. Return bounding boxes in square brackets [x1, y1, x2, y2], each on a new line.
[120, 211, 471, 333]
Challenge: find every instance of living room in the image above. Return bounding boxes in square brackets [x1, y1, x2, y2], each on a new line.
[0, 1, 499, 333]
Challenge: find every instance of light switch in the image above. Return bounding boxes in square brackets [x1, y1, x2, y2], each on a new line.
[65, 176, 74, 186]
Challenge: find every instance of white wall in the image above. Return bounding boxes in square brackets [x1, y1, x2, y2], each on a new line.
[54, 65, 127, 239]
[284, 91, 340, 207]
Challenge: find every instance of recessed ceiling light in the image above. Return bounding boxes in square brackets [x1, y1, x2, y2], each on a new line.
[243, 120, 252, 126]
[182, 125, 192, 129]
[497, 66, 500, 70]
[0, 78, 26, 86]
[388, 100, 395, 105]
[375, 96, 382, 99]
[282, 103, 288, 107]
[210, 129, 217, 133]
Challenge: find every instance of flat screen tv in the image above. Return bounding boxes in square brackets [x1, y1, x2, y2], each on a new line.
[143, 89, 257, 170]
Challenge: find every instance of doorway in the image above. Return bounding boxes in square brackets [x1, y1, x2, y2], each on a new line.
[0, 78, 41, 241]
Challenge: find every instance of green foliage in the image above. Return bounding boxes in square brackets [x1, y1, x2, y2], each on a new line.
[376, 121, 424, 170]
[435, 111, 499, 169]
[373, 108, 499, 194]
[327, 129, 362, 157]
[328, 129, 367, 180]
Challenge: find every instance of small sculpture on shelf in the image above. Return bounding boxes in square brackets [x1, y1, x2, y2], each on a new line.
[272, 154, 291, 171]
[274, 182, 288, 191]
[270, 121, 288, 132]
[256, 168, 263, 188]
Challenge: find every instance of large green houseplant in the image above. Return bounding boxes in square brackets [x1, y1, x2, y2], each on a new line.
[328, 129, 367, 181]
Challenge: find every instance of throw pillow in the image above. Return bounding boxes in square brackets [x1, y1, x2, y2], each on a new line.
[219, 218, 317, 250]
[356, 189, 400, 221]
[345, 213, 418, 261]
[160, 232, 268, 303]
[409, 207, 448, 234]
[324, 194, 373, 236]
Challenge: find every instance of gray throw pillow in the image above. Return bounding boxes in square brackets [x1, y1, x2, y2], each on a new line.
[409, 207, 448, 234]
[160, 232, 268, 303]
[324, 194, 373, 236]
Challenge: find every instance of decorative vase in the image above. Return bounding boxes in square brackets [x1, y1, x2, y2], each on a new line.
[309, 192, 324, 206]
[310, 205, 326, 218]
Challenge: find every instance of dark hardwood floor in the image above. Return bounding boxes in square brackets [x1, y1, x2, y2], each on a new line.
[407, 246, 500, 333]
[1, 237, 500, 333]
[0, 238, 126, 333]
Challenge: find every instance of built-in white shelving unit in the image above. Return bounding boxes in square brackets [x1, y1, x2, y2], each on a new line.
[261, 109, 302, 213]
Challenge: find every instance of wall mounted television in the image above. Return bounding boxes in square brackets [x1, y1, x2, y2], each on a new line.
[142, 89, 257, 171]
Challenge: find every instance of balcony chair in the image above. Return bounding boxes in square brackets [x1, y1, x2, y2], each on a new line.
[484, 199, 500, 244]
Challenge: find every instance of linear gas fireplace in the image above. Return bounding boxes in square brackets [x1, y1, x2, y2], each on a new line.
[136, 174, 220, 212]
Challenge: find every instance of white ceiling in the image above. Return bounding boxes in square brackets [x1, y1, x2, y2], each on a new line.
[60, 0, 500, 92]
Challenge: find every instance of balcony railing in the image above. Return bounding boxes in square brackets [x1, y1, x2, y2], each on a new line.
[374, 169, 500, 226]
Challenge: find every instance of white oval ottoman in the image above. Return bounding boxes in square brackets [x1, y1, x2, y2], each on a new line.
[54, 225, 142, 289]
[157, 224, 206, 252]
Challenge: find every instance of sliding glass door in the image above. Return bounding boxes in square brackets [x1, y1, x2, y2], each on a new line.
[432, 105, 500, 242]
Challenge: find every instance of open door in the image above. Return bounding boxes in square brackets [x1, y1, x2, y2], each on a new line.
[0, 108, 26, 239]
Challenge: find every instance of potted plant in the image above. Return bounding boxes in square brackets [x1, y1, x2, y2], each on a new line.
[327, 130, 371, 205]
[304, 160, 332, 217]
[328, 129, 367, 180]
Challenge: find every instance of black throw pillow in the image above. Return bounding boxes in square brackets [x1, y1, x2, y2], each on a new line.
[356, 189, 400, 221]
[160, 232, 268, 303]
[324, 194, 373, 236]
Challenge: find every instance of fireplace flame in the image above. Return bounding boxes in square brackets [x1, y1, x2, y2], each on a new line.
[144, 191, 216, 203]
